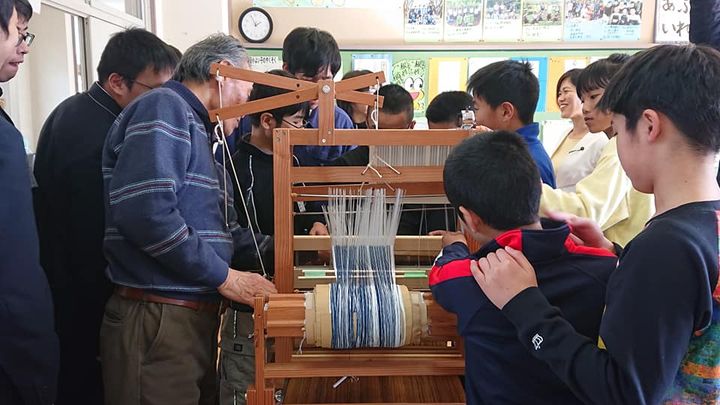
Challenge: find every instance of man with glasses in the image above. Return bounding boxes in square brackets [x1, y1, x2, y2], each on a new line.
[0, 0, 32, 124]
[0, 1, 59, 404]
[33, 28, 179, 405]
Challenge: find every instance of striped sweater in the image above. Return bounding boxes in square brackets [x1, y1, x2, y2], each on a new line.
[102, 80, 265, 301]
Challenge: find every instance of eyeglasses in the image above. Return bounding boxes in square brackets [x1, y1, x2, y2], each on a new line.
[17, 31, 34, 47]
[129, 80, 158, 91]
[282, 119, 308, 129]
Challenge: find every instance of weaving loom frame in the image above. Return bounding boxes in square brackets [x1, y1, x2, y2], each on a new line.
[208, 65, 469, 404]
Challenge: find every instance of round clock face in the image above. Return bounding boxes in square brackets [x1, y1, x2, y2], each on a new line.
[240, 8, 272, 43]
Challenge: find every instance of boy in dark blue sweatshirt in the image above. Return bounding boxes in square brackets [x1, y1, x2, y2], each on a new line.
[472, 44, 720, 404]
[467, 60, 556, 188]
[430, 131, 616, 404]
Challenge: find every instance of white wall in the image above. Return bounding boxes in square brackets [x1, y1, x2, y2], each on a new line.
[26, 6, 76, 150]
[154, 0, 230, 51]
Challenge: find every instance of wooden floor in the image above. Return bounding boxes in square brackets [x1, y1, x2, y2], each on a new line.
[282, 376, 465, 404]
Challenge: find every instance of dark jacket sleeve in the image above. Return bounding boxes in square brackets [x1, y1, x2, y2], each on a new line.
[429, 242, 487, 331]
[690, 0, 720, 47]
[0, 123, 59, 404]
[500, 231, 707, 405]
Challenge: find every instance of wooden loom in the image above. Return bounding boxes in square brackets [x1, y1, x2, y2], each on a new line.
[209, 64, 473, 404]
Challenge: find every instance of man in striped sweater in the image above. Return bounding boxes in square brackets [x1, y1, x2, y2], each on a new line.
[100, 34, 276, 405]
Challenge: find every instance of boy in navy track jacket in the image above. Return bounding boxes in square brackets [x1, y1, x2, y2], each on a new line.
[430, 131, 617, 404]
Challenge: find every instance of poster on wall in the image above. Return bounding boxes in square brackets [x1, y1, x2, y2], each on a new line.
[655, 0, 690, 42]
[603, 1, 643, 41]
[404, 0, 444, 42]
[467, 57, 507, 77]
[522, 0, 563, 42]
[428, 58, 469, 102]
[252, 0, 394, 8]
[564, 0, 643, 41]
[564, 0, 606, 41]
[443, 0, 484, 42]
[511, 57, 548, 112]
[392, 59, 429, 116]
[250, 55, 283, 73]
[351, 54, 393, 84]
[483, 0, 522, 41]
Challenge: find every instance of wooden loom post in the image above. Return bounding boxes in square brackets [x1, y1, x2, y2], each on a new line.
[247, 296, 274, 405]
[273, 128, 294, 364]
[316, 79, 336, 146]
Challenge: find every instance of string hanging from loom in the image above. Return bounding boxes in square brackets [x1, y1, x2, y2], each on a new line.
[323, 188, 406, 348]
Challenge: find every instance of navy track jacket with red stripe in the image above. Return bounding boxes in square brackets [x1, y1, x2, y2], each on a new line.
[429, 219, 616, 404]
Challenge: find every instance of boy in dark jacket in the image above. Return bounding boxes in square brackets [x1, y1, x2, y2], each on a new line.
[220, 69, 322, 405]
[430, 131, 616, 404]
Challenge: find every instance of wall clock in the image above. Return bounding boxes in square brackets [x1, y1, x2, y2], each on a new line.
[238, 7, 273, 43]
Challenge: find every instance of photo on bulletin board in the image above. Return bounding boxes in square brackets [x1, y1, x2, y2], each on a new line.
[522, 0, 563, 42]
[654, 0, 690, 43]
[250, 55, 283, 73]
[511, 56, 548, 112]
[404, 0, 444, 42]
[564, 0, 643, 41]
[564, 0, 607, 41]
[352, 54, 393, 85]
[428, 57, 469, 102]
[483, 0, 522, 41]
[604, 1, 643, 41]
[392, 59, 429, 116]
[443, 0, 484, 42]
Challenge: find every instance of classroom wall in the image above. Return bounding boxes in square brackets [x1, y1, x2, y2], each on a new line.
[231, 0, 657, 48]
[155, 0, 231, 51]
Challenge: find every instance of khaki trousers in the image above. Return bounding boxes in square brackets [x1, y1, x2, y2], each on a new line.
[100, 293, 220, 405]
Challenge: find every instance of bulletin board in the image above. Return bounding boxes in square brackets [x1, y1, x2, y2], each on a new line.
[231, 0, 658, 47]
[245, 47, 641, 121]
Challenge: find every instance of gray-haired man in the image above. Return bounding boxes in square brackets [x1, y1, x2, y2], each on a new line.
[99, 34, 276, 405]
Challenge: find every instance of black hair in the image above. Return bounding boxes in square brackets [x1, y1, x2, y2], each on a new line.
[575, 54, 630, 98]
[0, 0, 13, 35]
[555, 68, 582, 99]
[337, 69, 372, 120]
[282, 27, 341, 78]
[97, 28, 180, 86]
[14, 0, 31, 21]
[248, 69, 310, 127]
[466, 60, 539, 125]
[167, 44, 182, 60]
[599, 44, 720, 154]
[378, 83, 414, 123]
[444, 130, 540, 230]
[425, 91, 473, 125]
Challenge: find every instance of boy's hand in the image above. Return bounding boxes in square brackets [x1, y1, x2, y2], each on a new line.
[546, 211, 615, 253]
[471, 246, 538, 310]
[309, 222, 329, 236]
[471, 125, 493, 135]
[429, 230, 468, 247]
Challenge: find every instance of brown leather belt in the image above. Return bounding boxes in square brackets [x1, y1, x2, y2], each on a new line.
[115, 286, 222, 314]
